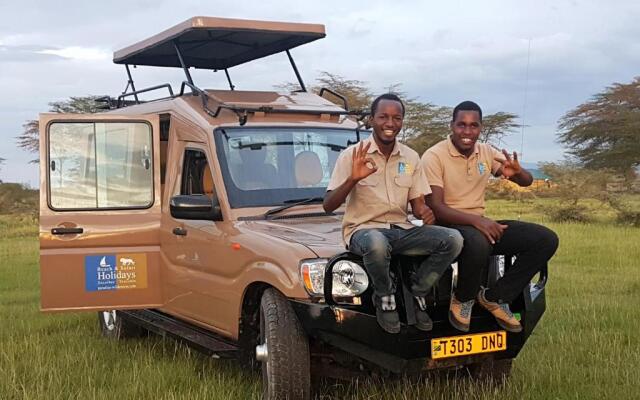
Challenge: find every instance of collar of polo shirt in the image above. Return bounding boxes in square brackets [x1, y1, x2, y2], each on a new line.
[364, 135, 404, 157]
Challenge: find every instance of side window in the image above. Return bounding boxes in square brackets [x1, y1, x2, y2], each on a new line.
[180, 149, 216, 200]
[48, 122, 153, 210]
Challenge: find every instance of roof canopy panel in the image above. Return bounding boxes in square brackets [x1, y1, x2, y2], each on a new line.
[113, 16, 326, 70]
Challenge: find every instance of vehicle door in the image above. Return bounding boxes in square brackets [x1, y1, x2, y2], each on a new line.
[39, 114, 163, 311]
[161, 138, 242, 333]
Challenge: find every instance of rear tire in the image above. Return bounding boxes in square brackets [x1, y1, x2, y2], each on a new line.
[98, 310, 145, 339]
[259, 288, 310, 400]
[466, 357, 512, 383]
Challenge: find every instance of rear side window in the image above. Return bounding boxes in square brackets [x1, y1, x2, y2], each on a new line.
[48, 122, 153, 210]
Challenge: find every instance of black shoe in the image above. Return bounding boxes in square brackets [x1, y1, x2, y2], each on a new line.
[414, 296, 433, 332]
[373, 294, 400, 334]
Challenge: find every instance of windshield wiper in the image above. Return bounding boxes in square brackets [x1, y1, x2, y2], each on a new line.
[263, 197, 325, 219]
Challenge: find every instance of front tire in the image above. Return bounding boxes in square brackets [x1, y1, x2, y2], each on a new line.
[259, 288, 310, 400]
[98, 310, 145, 339]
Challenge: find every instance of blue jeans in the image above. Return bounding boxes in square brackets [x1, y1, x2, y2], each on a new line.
[349, 225, 463, 298]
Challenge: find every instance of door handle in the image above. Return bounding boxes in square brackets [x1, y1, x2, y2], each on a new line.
[51, 227, 84, 235]
[172, 227, 187, 236]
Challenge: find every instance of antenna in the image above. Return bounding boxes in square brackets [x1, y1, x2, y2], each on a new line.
[520, 39, 531, 160]
[517, 39, 532, 221]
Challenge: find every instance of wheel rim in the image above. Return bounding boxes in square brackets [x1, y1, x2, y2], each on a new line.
[102, 310, 117, 331]
[259, 307, 270, 388]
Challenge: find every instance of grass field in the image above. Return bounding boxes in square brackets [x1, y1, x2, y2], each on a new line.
[1, 199, 639, 399]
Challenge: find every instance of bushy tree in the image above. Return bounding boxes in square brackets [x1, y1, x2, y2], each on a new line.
[481, 112, 521, 147]
[16, 96, 105, 162]
[314, 72, 373, 112]
[539, 162, 609, 222]
[558, 77, 640, 172]
[288, 74, 519, 155]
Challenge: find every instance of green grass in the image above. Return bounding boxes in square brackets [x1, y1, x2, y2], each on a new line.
[1, 201, 639, 400]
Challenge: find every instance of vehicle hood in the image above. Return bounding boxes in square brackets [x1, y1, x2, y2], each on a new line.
[241, 215, 346, 258]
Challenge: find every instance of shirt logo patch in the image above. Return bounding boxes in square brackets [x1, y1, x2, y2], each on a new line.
[398, 162, 413, 175]
[478, 162, 487, 175]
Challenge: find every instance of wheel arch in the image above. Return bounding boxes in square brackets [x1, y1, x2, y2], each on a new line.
[237, 281, 272, 367]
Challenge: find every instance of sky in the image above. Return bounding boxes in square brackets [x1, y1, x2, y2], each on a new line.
[1, 0, 640, 187]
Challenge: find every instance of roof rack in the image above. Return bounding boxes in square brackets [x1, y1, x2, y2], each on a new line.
[109, 17, 369, 125]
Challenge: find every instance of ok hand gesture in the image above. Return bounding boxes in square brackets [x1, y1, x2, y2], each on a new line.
[350, 142, 377, 182]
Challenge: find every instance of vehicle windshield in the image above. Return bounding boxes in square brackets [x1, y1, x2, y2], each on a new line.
[214, 127, 368, 208]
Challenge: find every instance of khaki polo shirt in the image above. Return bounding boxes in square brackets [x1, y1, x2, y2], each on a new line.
[328, 136, 430, 245]
[422, 137, 505, 216]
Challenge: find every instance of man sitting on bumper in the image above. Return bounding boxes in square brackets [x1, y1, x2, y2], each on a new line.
[323, 93, 463, 334]
[422, 100, 559, 333]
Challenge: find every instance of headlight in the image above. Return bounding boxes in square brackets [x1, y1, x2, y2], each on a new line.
[300, 258, 369, 298]
[300, 259, 327, 297]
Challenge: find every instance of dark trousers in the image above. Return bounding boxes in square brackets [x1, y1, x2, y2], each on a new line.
[451, 220, 559, 303]
[349, 224, 463, 297]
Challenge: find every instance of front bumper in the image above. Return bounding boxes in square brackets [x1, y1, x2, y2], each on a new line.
[291, 283, 546, 373]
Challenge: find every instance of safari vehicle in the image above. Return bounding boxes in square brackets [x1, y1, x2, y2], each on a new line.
[39, 16, 548, 399]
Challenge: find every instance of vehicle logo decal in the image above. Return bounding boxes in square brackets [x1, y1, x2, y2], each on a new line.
[84, 253, 148, 291]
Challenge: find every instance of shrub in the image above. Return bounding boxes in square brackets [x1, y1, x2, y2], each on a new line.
[605, 194, 640, 227]
[547, 204, 591, 223]
[0, 183, 38, 214]
[486, 179, 536, 201]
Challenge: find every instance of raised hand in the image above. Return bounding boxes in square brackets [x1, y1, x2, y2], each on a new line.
[494, 149, 522, 179]
[351, 142, 377, 182]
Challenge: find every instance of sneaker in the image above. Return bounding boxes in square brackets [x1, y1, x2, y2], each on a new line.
[413, 296, 433, 332]
[449, 294, 474, 332]
[477, 287, 522, 333]
[373, 294, 400, 334]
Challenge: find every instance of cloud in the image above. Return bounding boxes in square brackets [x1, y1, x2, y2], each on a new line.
[0, 43, 110, 63]
[0, 45, 64, 62]
[38, 47, 110, 61]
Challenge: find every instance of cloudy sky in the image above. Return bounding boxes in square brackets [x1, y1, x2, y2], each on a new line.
[2, 0, 639, 186]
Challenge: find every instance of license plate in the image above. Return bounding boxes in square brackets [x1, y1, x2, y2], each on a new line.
[431, 331, 507, 360]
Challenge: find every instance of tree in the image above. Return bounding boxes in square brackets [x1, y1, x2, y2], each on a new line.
[540, 162, 608, 206]
[276, 72, 373, 113]
[402, 102, 451, 155]
[16, 95, 105, 162]
[481, 112, 521, 147]
[314, 72, 373, 112]
[558, 77, 640, 172]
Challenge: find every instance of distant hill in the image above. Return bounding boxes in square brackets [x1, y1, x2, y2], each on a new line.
[520, 162, 550, 180]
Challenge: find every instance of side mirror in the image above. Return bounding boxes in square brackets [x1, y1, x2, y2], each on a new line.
[170, 195, 222, 221]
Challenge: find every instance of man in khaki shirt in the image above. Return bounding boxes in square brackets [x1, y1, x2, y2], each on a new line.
[324, 93, 463, 334]
[422, 101, 559, 333]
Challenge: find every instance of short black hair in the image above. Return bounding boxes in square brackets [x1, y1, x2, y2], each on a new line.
[452, 101, 482, 122]
[371, 93, 405, 116]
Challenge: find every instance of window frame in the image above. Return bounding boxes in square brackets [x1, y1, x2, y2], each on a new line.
[46, 119, 155, 212]
[213, 126, 369, 208]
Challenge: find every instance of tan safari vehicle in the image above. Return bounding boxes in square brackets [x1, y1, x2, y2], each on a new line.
[39, 16, 548, 399]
